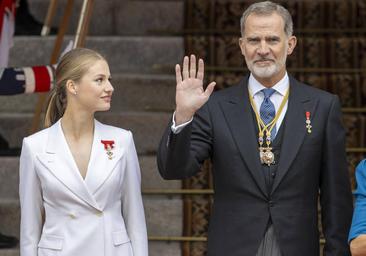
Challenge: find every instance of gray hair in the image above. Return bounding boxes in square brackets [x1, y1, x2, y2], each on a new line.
[240, 1, 293, 37]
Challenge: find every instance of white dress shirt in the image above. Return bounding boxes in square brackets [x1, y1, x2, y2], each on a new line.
[171, 73, 290, 133]
[248, 73, 289, 132]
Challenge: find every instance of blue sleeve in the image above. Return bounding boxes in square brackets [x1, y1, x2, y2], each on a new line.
[349, 159, 366, 242]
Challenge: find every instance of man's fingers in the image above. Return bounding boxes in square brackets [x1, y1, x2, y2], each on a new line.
[190, 54, 197, 78]
[175, 64, 182, 85]
[197, 58, 204, 80]
[182, 56, 189, 80]
[204, 82, 216, 97]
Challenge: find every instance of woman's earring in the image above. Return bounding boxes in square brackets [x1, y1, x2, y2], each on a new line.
[74, 91, 77, 95]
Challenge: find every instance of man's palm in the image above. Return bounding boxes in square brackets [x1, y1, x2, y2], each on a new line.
[175, 55, 216, 124]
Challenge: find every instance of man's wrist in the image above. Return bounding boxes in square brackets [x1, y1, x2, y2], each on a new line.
[175, 109, 194, 125]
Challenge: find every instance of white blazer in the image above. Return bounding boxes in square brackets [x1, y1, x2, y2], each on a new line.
[19, 119, 148, 256]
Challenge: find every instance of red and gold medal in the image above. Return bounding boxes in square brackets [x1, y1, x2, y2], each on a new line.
[101, 140, 115, 160]
[305, 111, 312, 133]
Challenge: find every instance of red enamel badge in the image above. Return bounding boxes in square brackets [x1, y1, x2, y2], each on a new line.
[101, 140, 115, 150]
[101, 140, 115, 159]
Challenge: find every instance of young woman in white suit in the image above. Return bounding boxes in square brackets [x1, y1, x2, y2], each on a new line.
[19, 48, 148, 256]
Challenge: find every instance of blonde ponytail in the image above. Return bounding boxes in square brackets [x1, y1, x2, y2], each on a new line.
[44, 85, 67, 128]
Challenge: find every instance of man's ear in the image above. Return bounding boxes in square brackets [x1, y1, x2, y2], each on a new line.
[239, 37, 246, 56]
[287, 35, 297, 56]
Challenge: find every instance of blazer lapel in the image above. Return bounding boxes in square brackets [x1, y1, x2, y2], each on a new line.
[219, 77, 268, 198]
[271, 77, 319, 194]
[36, 120, 101, 211]
[84, 120, 124, 195]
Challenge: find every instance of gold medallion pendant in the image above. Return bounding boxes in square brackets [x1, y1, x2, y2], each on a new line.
[259, 147, 275, 166]
[249, 88, 289, 167]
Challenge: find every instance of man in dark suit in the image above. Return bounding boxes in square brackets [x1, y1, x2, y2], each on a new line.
[157, 1, 353, 255]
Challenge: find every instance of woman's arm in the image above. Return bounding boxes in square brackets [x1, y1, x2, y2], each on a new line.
[349, 160, 366, 255]
[351, 234, 366, 256]
[19, 138, 44, 256]
[121, 131, 148, 256]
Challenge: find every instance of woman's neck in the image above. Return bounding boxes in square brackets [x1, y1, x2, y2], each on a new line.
[61, 108, 94, 140]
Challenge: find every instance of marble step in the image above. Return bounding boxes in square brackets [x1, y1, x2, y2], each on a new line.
[0, 196, 183, 239]
[0, 74, 176, 113]
[27, 0, 183, 35]
[9, 36, 184, 74]
[0, 111, 172, 153]
[0, 156, 180, 200]
[0, 249, 18, 256]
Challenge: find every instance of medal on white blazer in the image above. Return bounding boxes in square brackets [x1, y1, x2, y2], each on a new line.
[101, 140, 115, 160]
[249, 89, 290, 166]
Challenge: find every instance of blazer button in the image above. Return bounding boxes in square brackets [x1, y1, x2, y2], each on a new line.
[96, 212, 103, 217]
[268, 201, 274, 207]
[69, 214, 76, 219]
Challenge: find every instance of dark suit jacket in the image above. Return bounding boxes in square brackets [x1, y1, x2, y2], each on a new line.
[157, 75, 353, 256]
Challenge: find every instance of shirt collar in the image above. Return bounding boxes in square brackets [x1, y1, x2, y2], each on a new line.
[248, 72, 289, 97]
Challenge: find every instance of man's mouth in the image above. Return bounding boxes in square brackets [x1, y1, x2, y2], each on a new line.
[254, 59, 274, 64]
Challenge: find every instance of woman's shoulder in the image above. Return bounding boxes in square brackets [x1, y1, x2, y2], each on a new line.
[20, 125, 54, 155]
[356, 160, 366, 173]
[355, 160, 366, 188]
[23, 125, 52, 145]
[95, 120, 133, 140]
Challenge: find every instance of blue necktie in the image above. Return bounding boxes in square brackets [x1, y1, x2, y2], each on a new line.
[260, 88, 276, 141]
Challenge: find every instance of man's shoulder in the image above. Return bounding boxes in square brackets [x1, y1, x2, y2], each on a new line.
[209, 80, 245, 102]
[207, 75, 338, 105]
[291, 76, 337, 102]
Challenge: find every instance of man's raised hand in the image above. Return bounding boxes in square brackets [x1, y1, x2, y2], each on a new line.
[175, 55, 216, 125]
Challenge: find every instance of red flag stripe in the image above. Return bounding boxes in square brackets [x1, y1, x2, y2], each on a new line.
[32, 66, 51, 92]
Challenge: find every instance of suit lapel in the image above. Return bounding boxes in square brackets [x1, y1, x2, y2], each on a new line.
[271, 77, 318, 194]
[84, 120, 124, 195]
[219, 77, 268, 198]
[36, 120, 101, 211]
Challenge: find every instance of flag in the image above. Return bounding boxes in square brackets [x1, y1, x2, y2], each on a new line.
[0, 65, 54, 95]
[0, 0, 16, 67]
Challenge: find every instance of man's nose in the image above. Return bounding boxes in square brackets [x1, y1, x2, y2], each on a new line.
[257, 41, 270, 56]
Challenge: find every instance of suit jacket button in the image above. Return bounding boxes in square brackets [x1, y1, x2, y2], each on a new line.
[269, 201, 274, 207]
[69, 214, 76, 219]
[96, 212, 103, 217]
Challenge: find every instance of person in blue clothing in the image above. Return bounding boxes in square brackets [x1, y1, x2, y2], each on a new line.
[349, 159, 366, 256]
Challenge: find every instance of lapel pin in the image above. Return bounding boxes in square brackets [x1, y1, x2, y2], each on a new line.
[101, 140, 115, 160]
[305, 111, 312, 133]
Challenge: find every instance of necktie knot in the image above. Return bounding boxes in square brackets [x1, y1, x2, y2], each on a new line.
[262, 88, 276, 99]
